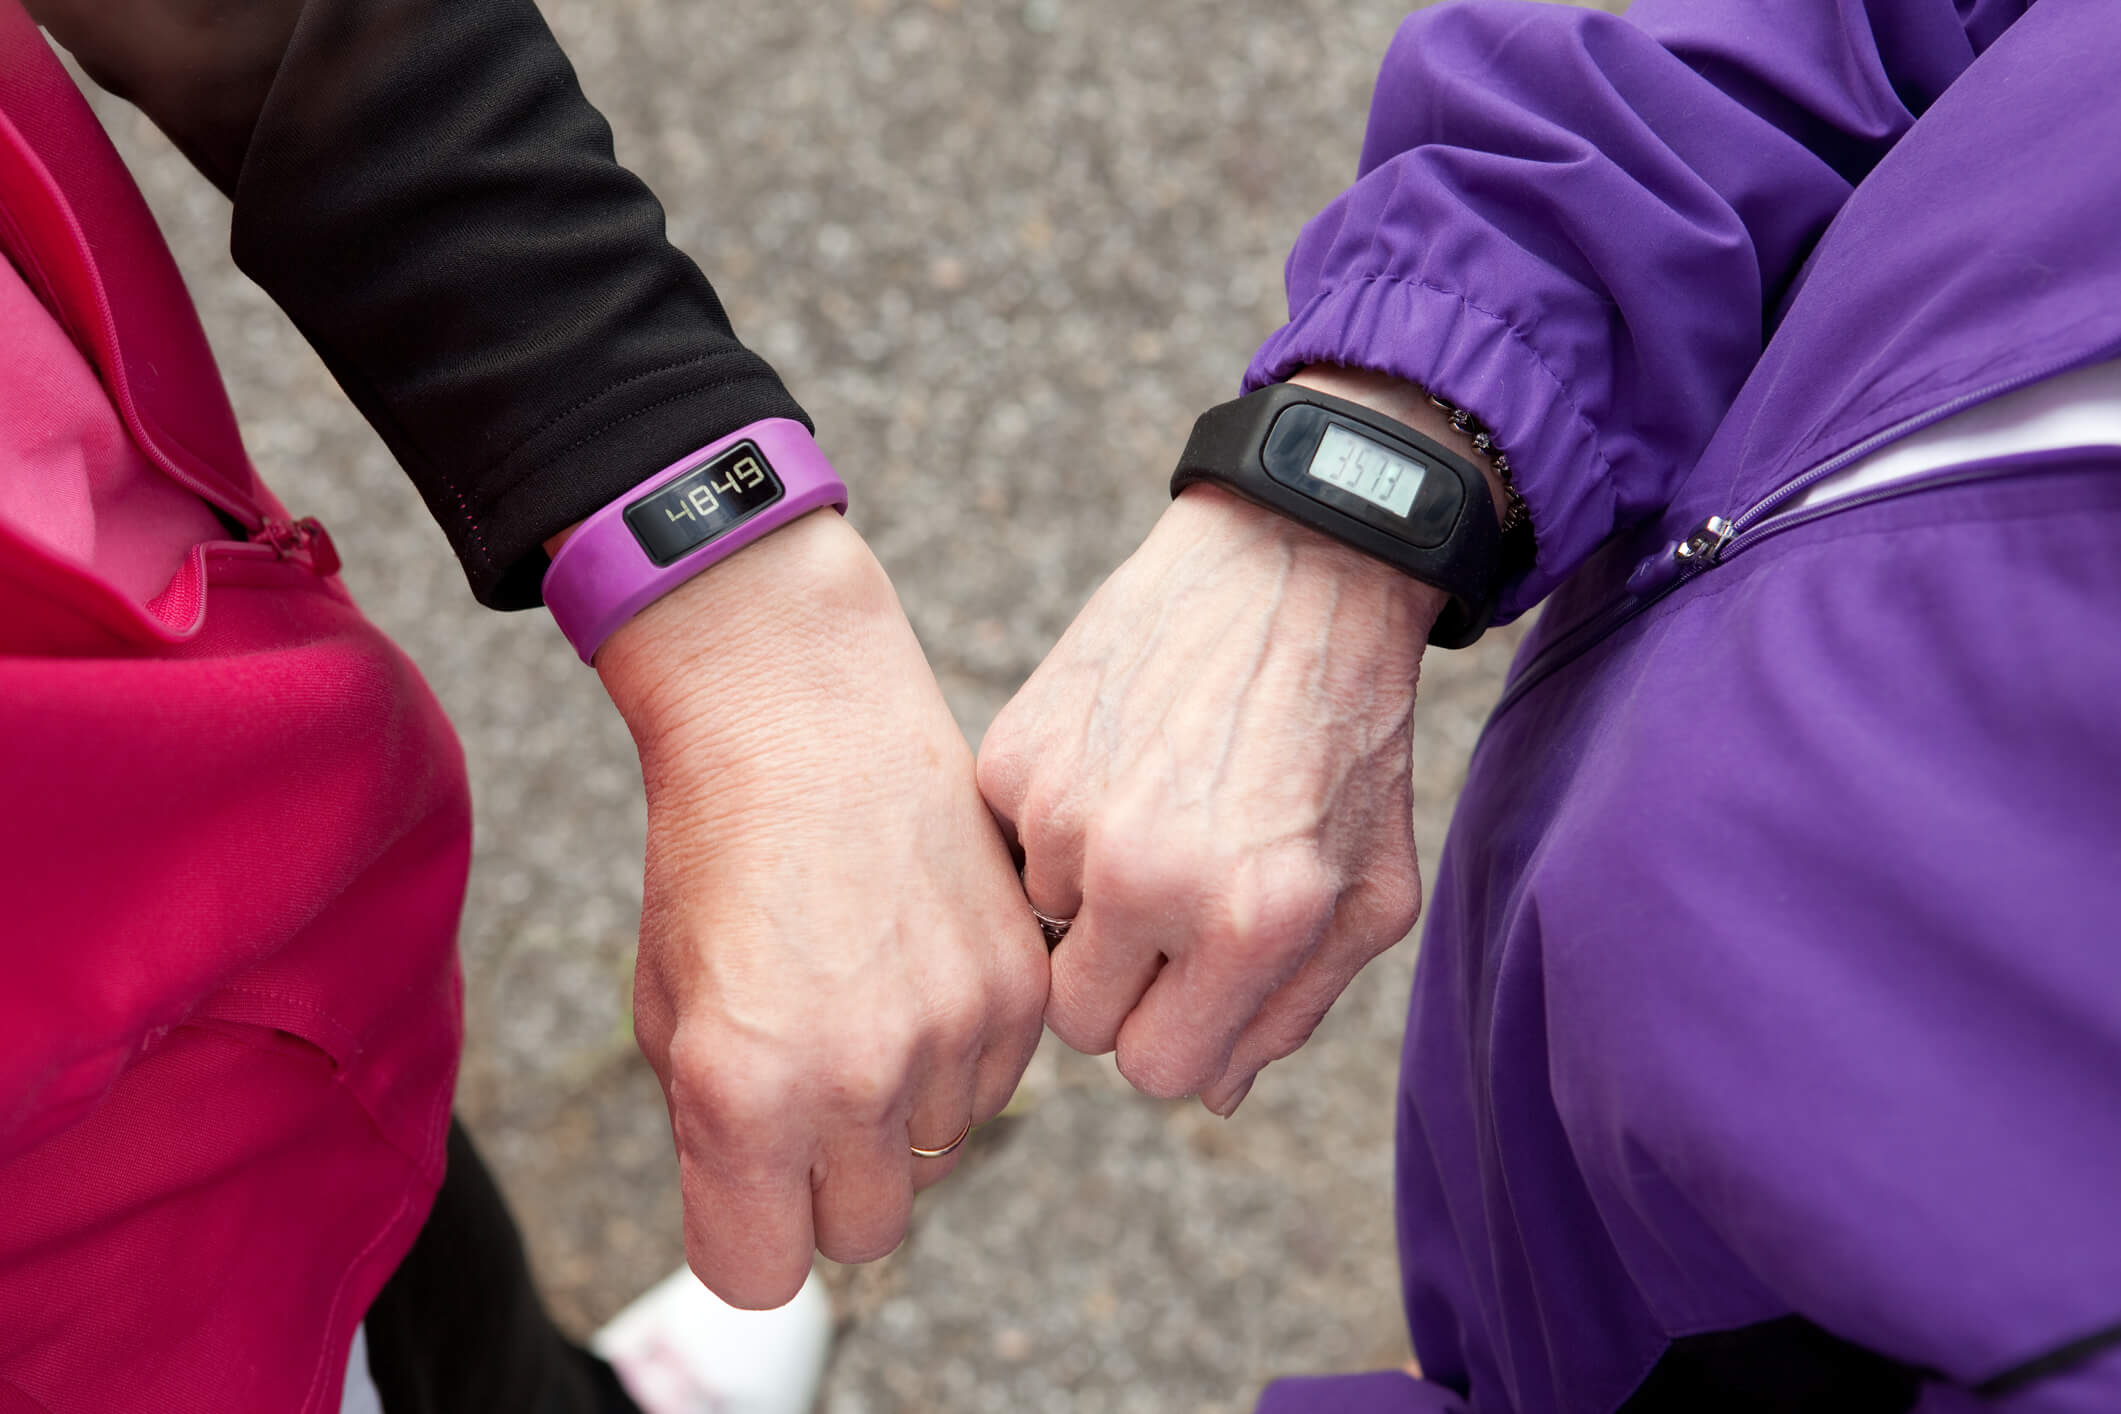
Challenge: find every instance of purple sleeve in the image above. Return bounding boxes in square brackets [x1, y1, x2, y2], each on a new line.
[1246, 0, 2027, 617]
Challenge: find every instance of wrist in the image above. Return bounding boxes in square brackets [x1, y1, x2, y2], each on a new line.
[543, 419, 848, 665]
[1171, 481, 1449, 640]
[594, 508, 897, 755]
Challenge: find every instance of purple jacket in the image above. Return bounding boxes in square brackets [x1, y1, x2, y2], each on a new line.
[1244, 1, 2121, 1409]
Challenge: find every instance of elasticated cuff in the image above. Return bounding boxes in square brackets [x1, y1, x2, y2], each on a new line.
[1245, 274, 1620, 622]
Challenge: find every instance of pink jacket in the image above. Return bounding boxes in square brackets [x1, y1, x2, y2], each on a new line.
[0, 8, 469, 1409]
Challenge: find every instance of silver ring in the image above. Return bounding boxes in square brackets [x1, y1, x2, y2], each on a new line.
[1031, 907, 1074, 949]
[910, 1119, 973, 1159]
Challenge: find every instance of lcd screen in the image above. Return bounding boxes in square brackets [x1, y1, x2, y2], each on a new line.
[625, 443, 785, 565]
[1304, 424, 1426, 519]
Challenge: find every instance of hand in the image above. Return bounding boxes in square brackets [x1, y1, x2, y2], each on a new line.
[593, 509, 1050, 1308]
[977, 367, 1502, 1115]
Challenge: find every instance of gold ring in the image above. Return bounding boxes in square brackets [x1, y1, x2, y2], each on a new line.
[910, 1119, 973, 1159]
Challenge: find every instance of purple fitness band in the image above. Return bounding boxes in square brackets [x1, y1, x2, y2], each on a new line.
[543, 418, 849, 664]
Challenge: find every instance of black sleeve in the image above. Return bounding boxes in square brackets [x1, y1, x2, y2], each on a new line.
[226, 0, 808, 608]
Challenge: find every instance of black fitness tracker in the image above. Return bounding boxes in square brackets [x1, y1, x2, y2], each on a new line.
[1170, 384, 1504, 647]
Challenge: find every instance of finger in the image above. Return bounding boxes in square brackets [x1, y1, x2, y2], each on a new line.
[971, 1009, 1046, 1123]
[1115, 946, 1302, 1102]
[966, 1042, 1033, 1141]
[1044, 892, 1168, 1054]
[970, 904, 1053, 1114]
[907, 1043, 979, 1192]
[960, 962, 1052, 1149]
[1199, 869, 1420, 1114]
[973, 716, 1036, 855]
[1196, 936, 1376, 1116]
[811, 1120, 918, 1266]
[1124, 929, 1324, 1104]
[1016, 782, 1088, 924]
[675, 1143, 815, 1309]
[666, 1073, 818, 1308]
[1116, 847, 1337, 1098]
[1044, 806, 1206, 1053]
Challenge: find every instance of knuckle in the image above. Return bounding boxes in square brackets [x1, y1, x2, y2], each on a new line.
[828, 1052, 911, 1124]
[1081, 812, 1194, 915]
[777, 1007, 921, 1122]
[974, 732, 1032, 814]
[1333, 872, 1423, 962]
[665, 1035, 795, 1139]
[1201, 854, 1337, 964]
[1201, 913, 1278, 973]
[1372, 871, 1424, 946]
[1017, 781, 1086, 864]
[921, 994, 988, 1068]
[670, 1030, 772, 1127]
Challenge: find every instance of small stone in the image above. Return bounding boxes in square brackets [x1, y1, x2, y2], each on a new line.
[928, 255, 969, 291]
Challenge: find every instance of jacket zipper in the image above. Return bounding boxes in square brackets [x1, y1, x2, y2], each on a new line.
[1491, 342, 2121, 721]
[245, 516, 342, 577]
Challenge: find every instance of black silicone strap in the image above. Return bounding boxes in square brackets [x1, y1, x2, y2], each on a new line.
[1170, 384, 1502, 647]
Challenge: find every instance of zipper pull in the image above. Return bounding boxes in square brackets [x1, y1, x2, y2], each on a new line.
[1676, 514, 1735, 566]
[1626, 515, 1734, 597]
[252, 516, 342, 577]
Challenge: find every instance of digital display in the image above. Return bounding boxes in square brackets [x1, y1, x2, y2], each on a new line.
[1304, 424, 1426, 519]
[625, 442, 785, 565]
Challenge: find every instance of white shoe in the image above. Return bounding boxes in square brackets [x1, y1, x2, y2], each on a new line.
[591, 1265, 832, 1414]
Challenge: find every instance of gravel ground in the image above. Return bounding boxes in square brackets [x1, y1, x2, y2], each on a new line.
[83, 2, 1595, 1407]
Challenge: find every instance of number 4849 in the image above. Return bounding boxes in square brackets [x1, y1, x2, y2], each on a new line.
[665, 455, 768, 523]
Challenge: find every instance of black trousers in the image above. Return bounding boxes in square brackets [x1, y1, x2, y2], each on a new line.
[362, 1120, 643, 1414]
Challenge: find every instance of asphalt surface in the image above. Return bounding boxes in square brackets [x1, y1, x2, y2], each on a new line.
[88, 2, 1572, 1406]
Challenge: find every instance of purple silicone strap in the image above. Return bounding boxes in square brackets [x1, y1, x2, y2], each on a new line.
[543, 418, 848, 663]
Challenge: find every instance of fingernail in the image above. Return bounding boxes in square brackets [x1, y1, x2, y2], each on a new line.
[1209, 1075, 1255, 1118]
